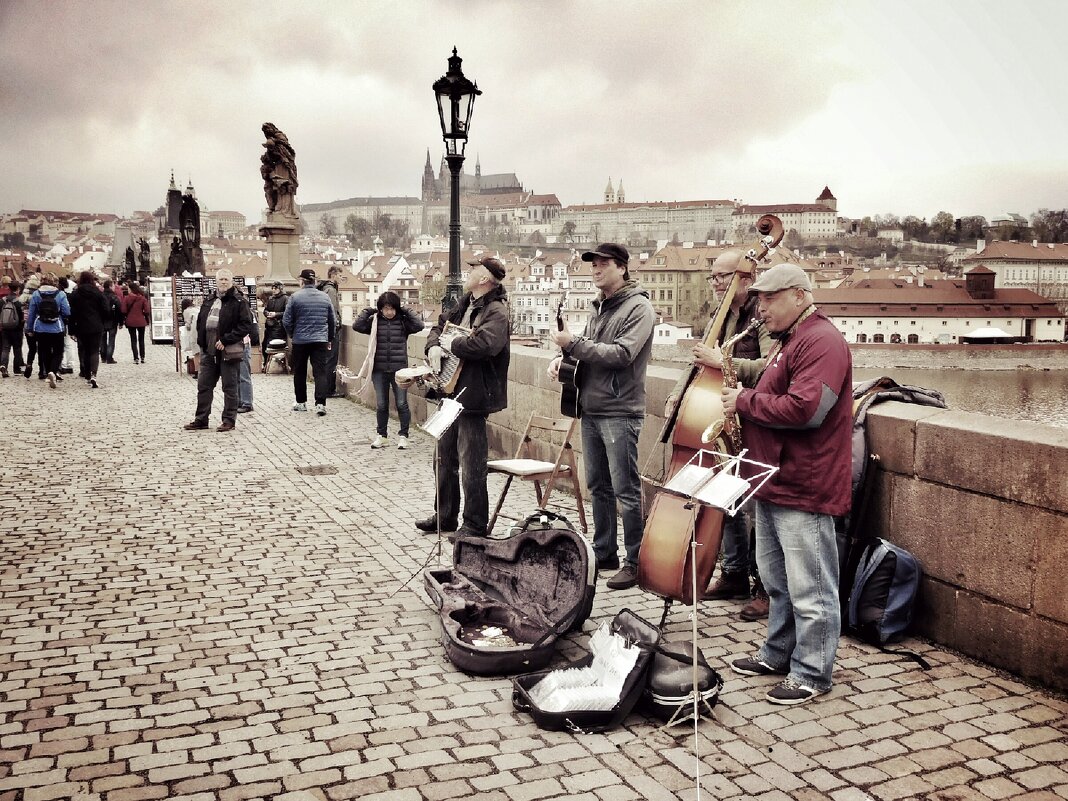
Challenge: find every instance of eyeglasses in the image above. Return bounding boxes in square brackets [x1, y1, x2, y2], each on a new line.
[708, 272, 734, 282]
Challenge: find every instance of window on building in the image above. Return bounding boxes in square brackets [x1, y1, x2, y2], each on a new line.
[942, 321, 948, 326]
[873, 334, 885, 343]
[667, 290, 673, 300]
[856, 333, 867, 343]
[907, 334, 919, 344]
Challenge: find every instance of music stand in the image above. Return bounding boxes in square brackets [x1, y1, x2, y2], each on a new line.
[653, 448, 777, 735]
[420, 391, 466, 561]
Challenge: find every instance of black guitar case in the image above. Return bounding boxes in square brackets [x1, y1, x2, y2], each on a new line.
[424, 511, 596, 676]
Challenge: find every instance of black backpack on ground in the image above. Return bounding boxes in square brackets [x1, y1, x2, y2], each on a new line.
[37, 293, 61, 323]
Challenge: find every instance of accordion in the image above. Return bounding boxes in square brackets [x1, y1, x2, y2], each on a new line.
[433, 322, 468, 394]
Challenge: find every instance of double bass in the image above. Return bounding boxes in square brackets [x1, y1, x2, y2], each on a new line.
[637, 215, 784, 605]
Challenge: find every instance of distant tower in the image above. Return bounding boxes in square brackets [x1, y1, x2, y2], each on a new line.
[422, 149, 436, 201]
[617, 178, 625, 204]
[185, 176, 196, 199]
[165, 170, 182, 230]
[604, 177, 615, 205]
[816, 186, 837, 212]
[475, 154, 481, 192]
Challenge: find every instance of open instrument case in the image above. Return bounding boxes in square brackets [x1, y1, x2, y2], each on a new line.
[424, 514, 596, 675]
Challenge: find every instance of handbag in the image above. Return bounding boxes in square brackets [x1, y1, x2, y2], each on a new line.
[222, 341, 245, 362]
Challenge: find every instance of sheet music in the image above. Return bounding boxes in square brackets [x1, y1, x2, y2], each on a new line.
[662, 460, 751, 511]
[421, 397, 464, 440]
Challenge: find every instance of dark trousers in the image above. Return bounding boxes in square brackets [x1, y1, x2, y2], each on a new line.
[372, 370, 411, 437]
[25, 333, 38, 373]
[435, 412, 489, 533]
[128, 326, 146, 360]
[77, 332, 103, 379]
[0, 329, 24, 371]
[291, 342, 330, 405]
[193, 351, 239, 425]
[35, 332, 65, 375]
[100, 325, 118, 361]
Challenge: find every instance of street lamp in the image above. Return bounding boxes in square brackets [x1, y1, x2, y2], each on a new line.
[433, 47, 481, 311]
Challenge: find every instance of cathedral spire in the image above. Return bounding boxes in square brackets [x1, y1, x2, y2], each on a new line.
[604, 177, 615, 205]
[169, 169, 177, 190]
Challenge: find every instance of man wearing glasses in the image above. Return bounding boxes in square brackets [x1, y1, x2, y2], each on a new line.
[666, 249, 772, 618]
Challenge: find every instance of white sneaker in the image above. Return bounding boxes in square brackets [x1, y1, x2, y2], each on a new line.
[397, 436, 409, 450]
[47, 372, 57, 389]
[89, 377, 98, 389]
[371, 435, 388, 449]
[315, 404, 326, 416]
[292, 402, 308, 412]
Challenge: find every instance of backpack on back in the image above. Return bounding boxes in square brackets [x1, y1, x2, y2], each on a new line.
[36, 293, 61, 323]
[847, 538, 930, 668]
[0, 297, 18, 330]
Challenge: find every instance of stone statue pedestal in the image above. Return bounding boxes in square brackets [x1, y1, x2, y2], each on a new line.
[259, 213, 302, 283]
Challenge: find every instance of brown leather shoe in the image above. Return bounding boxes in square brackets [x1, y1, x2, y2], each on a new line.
[739, 589, 770, 621]
[217, 421, 235, 432]
[702, 571, 750, 601]
[183, 421, 208, 430]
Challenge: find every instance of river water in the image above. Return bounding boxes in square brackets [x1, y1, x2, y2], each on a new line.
[852, 367, 1068, 430]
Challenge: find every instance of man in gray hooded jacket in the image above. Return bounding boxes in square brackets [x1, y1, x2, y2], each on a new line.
[550, 243, 655, 589]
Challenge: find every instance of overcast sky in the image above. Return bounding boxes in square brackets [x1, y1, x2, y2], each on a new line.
[2, 0, 1065, 227]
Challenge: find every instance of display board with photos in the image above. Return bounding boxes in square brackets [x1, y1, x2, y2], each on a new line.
[170, 275, 259, 370]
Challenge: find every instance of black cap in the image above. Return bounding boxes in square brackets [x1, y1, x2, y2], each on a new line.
[298, 268, 316, 282]
[271, 281, 283, 289]
[581, 243, 630, 268]
[466, 256, 506, 281]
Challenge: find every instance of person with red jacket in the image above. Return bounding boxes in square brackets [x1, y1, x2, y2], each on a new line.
[721, 263, 852, 706]
[121, 282, 151, 363]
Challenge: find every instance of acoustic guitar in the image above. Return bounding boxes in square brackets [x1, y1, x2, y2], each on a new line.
[556, 291, 582, 418]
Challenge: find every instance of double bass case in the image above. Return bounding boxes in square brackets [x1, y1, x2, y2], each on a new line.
[424, 510, 596, 676]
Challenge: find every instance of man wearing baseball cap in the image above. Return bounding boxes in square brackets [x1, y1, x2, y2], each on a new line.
[282, 268, 336, 416]
[720, 261, 852, 706]
[415, 256, 510, 539]
[548, 243, 655, 590]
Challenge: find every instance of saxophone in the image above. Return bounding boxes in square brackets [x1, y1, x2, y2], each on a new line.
[701, 318, 763, 451]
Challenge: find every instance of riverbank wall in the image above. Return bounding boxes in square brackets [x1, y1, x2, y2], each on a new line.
[340, 329, 1068, 692]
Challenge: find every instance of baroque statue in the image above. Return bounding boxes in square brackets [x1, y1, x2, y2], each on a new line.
[260, 122, 298, 217]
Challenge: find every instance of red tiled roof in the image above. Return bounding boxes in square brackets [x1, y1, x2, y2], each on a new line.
[814, 286, 1061, 318]
[963, 241, 1068, 261]
[562, 200, 734, 212]
[734, 204, 833, 215]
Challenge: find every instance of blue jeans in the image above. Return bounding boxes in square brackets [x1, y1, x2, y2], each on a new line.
[581, 415, 644, 566]
[436, 412, 489, 532]
[238, 344, 253, 407]
[754, 499, 841, 692]
[372, 370, 410, 437]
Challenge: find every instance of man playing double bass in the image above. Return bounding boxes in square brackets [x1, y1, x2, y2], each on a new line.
[721, 263, 852, 705]
[666, 249, 773, 619]
[549, 243, 656, 591]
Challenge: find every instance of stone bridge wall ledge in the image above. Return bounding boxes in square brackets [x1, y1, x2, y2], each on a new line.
[341, 329, 1068, 692]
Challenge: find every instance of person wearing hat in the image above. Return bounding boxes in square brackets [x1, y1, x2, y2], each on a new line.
[321, 266, 344, 397]
[261, 281, 289, 368]
[282, 268, 336, 416]
[666, 249, 773, 619]
[548, 243, 655, 590]
[415, 256, 510, 539]
[720, 262, 852, 706]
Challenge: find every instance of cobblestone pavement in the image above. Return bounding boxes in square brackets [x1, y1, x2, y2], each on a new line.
[2, 350, 1067, 801]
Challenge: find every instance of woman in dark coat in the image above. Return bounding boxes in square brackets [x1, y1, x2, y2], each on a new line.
[121, 282, 152, 363]
[68, 271, 110, 387]
[352, 291, 424, 449]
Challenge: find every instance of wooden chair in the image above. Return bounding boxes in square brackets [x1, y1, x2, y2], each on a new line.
[487, 413, 587, 536]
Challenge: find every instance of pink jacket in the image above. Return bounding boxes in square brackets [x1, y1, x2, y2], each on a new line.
[736, 311, 853, 517]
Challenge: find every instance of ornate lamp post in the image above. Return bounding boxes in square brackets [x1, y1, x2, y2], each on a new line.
[433, 47, 481, 311]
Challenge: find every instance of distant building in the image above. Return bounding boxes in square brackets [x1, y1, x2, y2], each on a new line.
[817, 267, 1065, 343]
[732, 187, 840, 239]
[556, 196, 736, 246]
[961, 239, 1068, 316]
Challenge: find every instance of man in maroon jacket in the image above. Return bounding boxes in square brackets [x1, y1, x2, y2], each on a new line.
[720, 263, 852, 705]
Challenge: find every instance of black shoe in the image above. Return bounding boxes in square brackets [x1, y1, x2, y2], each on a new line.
[766, 678, 829, 706]
[237, 406, 254, 414]
[605, 564, 638, 590]
[106, 359, 117, 364]
[454, 526, 487, 539]
[89, 377, 98, 389]
[730, 656, 788, 677]
[596, 556, 620, 572]
[59, 367, 74, 374]
[24, 365, 32, 378]
[183, 421, 208, 430]
[0, 365, 7, 378]
[415, 516, 457, 532]
[703, 571, 750, 601]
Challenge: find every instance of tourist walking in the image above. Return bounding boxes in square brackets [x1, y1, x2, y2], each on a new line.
[352, 290, 425, 449]
[26, 273, 71, 388]
[19, 273, 41, 378]
[57, 276, 77, 375]
[184, 269, 253, 432]
[320, 266, 343, 396]
[282, 269, 335, 416]
[99, 279, 123, 364]
[0, 282, 25, 378]
[122, 283, 151, 363]
[68, 271, 109, 388]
